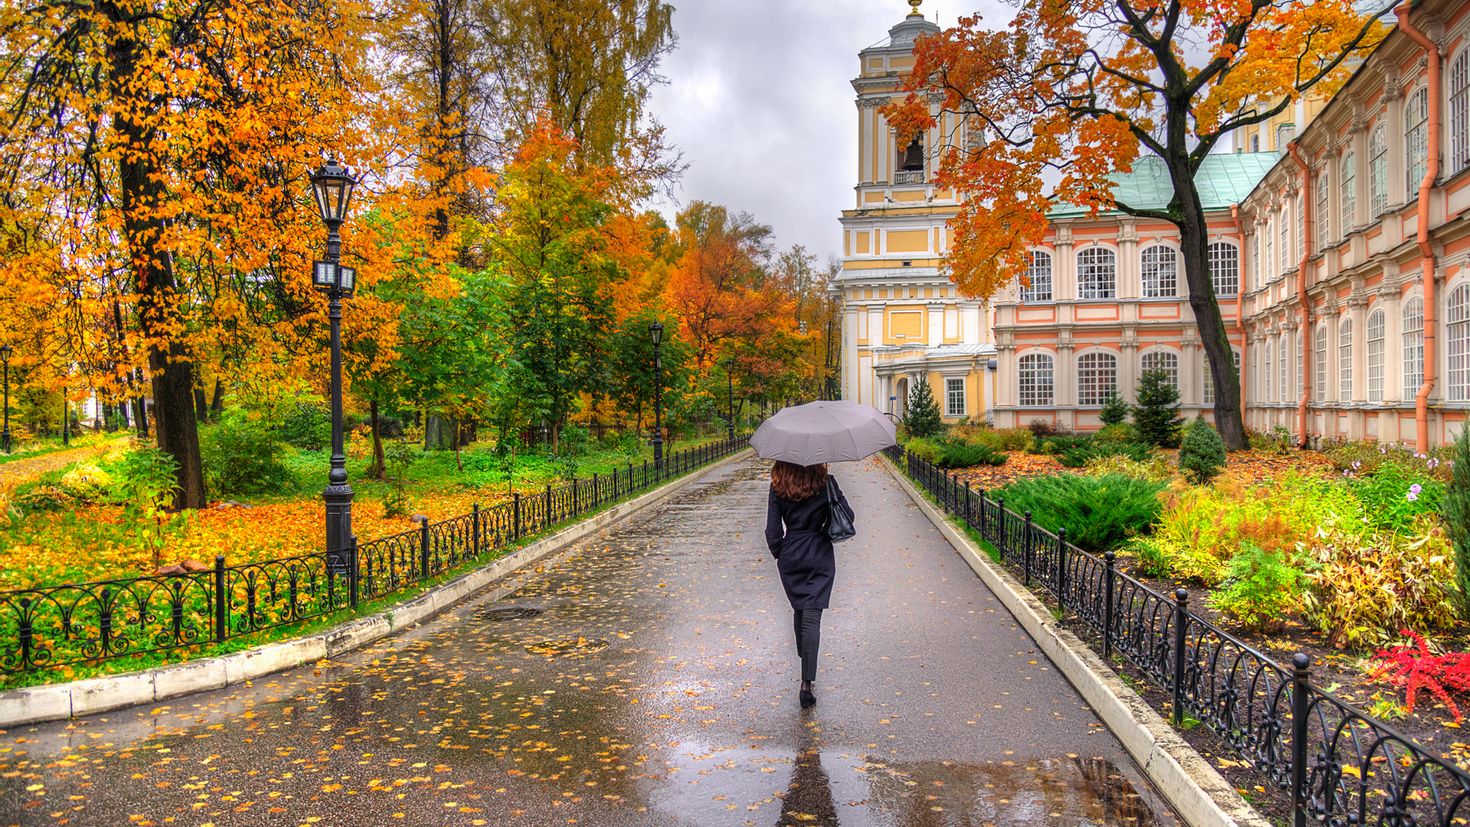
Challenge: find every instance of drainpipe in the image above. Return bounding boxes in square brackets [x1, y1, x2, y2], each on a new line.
[1288, 143, 1313, 447]
[1398, 3, 1441, 453]
[1232, 205, 1248, 424]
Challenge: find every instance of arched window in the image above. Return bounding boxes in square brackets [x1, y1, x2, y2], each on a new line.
[1209, 241, 1238, 297]
[1340, 152, 1357, 232]
[1202, 347, 1240, 406]
[1264, 340, 1274, 403]
[1449, 285, 1470, 401]
[1250, 133, 1260, 153]
[1406, 87, 1429, 199]
[1296, 192, 1305, 260]
[1279, 204, 1291, 272]
[1453, 51, 1470, 174]
[1265, 217, 1275, 280]
[1077, 351, 1118, 405]
[1404, 296, 1425, 399]
[1315, 323, 1328, 399]
[1370, 123, 1388, 217]
[1252, 233, 1262, 288]
[1367, 309, 1385, 403]
[1278, 333, 1289, 402]
[1141, 350, 1180, 389]
[1022, 250, 1052, 302]
[1141, 245, 1178, 298]
[1077, 247, 1116, 299]
[1338, 318, 1353, 402]
[1018, 353, 1055, 406]
[1295, 331, 1304, 399]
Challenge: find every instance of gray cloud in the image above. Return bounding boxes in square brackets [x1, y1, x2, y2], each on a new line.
[648, 1, 1007, 262]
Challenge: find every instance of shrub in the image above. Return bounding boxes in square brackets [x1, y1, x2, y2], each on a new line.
[993, 428, 1032, 452]
[204, 410, 292, 496]
[1084, 453, 1174, 483]
[1370, 630, 1470, 722]
[382, 441, 417, 518]
[934, 439, 1007, 469]
[906, 380, 943, 438]
[1208, 543, 1303, 631]
[1179, 418, 1227, 485]
[59, 464, 113, 502]
[1301, 527, 1460, 649]
[1248, 425, 1294, 455]
[559, 425, 590, 457]
[1326, 439, 1452, 482]
[277, 400, 331, 450]
[1348, 462, 1445, 536]
[905, 437, 941, 465]
[1028, 418, 1057, 438]
[1129, 537, 1173, 578]
[1133, 369, 1183, 448]
[1099, 393, 1129, 426]
[1443, 427, 1470, 617]
[999, 473, 1164, 552]
[112, 446, 183, 567]
[1093, 423, 1139, 446]
[1033, 434, 1091, 455]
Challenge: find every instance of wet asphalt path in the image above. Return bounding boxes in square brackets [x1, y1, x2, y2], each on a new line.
[0, 456, 1175, 826]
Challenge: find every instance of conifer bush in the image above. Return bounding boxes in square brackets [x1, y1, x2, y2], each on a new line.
[1132, 369, 1183, 448]
[1179, 417, 1226, 485]
[1099, 393, 1129, 426]
[906, 379, 943, 438]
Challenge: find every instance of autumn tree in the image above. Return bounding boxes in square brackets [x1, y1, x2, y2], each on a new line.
[0, 0, 372, 506]
[886, 0, 1389, 449]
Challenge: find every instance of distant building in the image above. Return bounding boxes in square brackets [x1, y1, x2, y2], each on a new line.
[834, 3, 995, 423]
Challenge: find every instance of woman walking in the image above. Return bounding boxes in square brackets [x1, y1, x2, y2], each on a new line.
[765, 461, 852, 709]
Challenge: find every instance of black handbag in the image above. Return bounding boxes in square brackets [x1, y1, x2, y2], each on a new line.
[825, 477, 856, 543]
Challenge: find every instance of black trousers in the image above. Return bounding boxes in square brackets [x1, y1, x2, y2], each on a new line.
[792, 608, 823, 682]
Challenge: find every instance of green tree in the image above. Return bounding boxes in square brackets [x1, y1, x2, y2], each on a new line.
[1442, 427, 1470, 617]
[906, 379, 943, 439]
[1099, 393, 1129, 427]
[1133, 370, 1183, 448]
[608, 308, 691, 434]
[1179, 417, 1227, 485]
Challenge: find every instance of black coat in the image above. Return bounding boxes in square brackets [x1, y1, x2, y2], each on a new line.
[765, 478, 851, 610]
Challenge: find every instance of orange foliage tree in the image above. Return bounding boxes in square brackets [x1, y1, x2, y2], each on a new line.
[885, 0, 1389, 449]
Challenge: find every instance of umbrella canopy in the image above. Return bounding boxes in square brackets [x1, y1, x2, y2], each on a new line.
[751, 400, 897, 465]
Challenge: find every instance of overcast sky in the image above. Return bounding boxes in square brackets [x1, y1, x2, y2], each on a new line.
[646, 0, 1008, 264]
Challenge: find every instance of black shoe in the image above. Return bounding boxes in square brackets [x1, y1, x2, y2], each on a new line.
[800, 689, 816, 709]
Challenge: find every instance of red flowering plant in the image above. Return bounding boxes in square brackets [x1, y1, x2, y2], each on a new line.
[1369, 630, 1470, 723]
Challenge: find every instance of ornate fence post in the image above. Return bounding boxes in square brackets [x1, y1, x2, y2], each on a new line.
[643, 459, 649, 488]
[544, 483, 553, 528]
[977, 488, 986, 536]
[17, 598, 32, 669]
[1055, 527, 1067, 605]
[1292, 653, 1311, 827]
[214, 555, 227, 644]
[571, 476, 579, 514]
[349, 536, 360, 608]
[1103, 550, 1116, 661]
[1022, 511, 1033, 585]
[414, 515, 430, 579]
[472, 504, 481, 555]
[996, 496, 1006, 556]
[513, 492, 522, 541]
[1172, 588, 1189, 726]
[593, 473, 600, 509]
[963, 481, 972, 526]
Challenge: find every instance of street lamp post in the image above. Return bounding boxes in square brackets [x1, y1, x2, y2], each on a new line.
[649, 322, 664, 471]
[723, 358, 735, 441]
[0, 344, 11, 454]
[309, 159, 358, 573]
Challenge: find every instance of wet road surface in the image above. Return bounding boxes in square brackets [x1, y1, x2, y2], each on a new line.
[0, 456, 1176, 826]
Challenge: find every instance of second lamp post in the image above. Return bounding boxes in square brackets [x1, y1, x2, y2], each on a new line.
[309, 159, 358, 573]
[1, 344, 11, 454]
[649, 322, 663, 471]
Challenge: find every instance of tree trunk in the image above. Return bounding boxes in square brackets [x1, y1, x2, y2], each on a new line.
[1167, 159, 1248, 451]
[368, 399, 386, 480]
[110, 23, 204, 508]
[209, 377, 224, 417]
[425, 415, 455, 450]
[193, 387, 207, 423]
[131, 369, 149, 439]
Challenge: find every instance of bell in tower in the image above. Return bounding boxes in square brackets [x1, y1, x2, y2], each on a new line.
[900, 135, 924, 172]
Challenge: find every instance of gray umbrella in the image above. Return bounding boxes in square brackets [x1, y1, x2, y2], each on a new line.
[751, 400, 898, 465]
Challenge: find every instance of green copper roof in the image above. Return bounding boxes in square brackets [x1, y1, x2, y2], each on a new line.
[1049, 150, 1282, 218]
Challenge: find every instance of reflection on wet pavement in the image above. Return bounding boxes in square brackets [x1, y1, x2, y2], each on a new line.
[0, 457, 1174, 826]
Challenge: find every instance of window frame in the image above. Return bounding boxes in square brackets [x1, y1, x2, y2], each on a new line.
[1404, 295, 1425, 400]
[1406, 86, 1430, 199]
[1140, 349, 1180, 390]
[1340, 151, 1357, 232]
[1076, 351, 1119, 406]
[1367, 309, 1385, 403]
[945, 376, 966, 418]
[1017, 352, 1055, 407]
[1338, 317, 1353, 403]
[1449, 284, 1470, 401]
[1076, 247, 1117, 300]
[1208, 241, 1239, 297]
[1315, 323, 1329, 400]
[1021, 249, 1053, 303]
[1453, 50, 1470, 175]
[1315, 169, 1331, 250]
[1140, 244, 1179, 298]
[1370, 123, 1389, 218]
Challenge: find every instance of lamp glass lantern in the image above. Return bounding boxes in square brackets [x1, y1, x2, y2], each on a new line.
[0, 345, 11, 363]
[310, 159, 357, 226]
[648, 321, 663, 346]
[312, 261, 356, 295]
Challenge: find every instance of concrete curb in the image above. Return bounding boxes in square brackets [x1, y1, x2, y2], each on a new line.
[0, 450, 752, 729]
[880, 457, 1270, 827]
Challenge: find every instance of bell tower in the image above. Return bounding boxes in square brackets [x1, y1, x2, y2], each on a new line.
[834, 0, 997, 423]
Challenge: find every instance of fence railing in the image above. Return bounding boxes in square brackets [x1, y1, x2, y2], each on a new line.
[0, 436, 750, 676]
[886, 444, 1470, 827]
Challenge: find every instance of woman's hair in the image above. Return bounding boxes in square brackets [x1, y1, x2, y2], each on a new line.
[771, 461, 829, 501]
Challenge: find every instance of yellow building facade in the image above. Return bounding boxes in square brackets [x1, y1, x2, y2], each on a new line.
[835, 4, 995, 422]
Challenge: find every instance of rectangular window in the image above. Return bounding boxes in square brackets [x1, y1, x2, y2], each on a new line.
[946, 377, 965, 417]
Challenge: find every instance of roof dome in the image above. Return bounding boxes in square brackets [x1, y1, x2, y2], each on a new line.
[888, 0, 939, 47]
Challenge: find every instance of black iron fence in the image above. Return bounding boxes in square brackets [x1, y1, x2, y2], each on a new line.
[0, 436, 749, 676]
[887, 444, 1470, 827]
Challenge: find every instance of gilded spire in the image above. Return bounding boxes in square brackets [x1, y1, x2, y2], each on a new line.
[908, 0, 923, 16]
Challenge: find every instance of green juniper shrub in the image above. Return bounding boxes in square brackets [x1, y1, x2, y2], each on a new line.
[203, 410, 293, 497]
[906, 380, 944, 438]
[933, 439, 1007, 469]
[1099, 393, 1129, 426]
[1208, 542, 1303, 632]
[1179, 417, 1227, 485]
[998, 473, 1164, 552]
[904, 437, 941, 465]
[1132, 369, 1184, 448]
[1445, 427, 1470, 618]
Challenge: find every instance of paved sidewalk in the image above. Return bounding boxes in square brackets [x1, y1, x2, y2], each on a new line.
[0, 456, 1174, 826]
